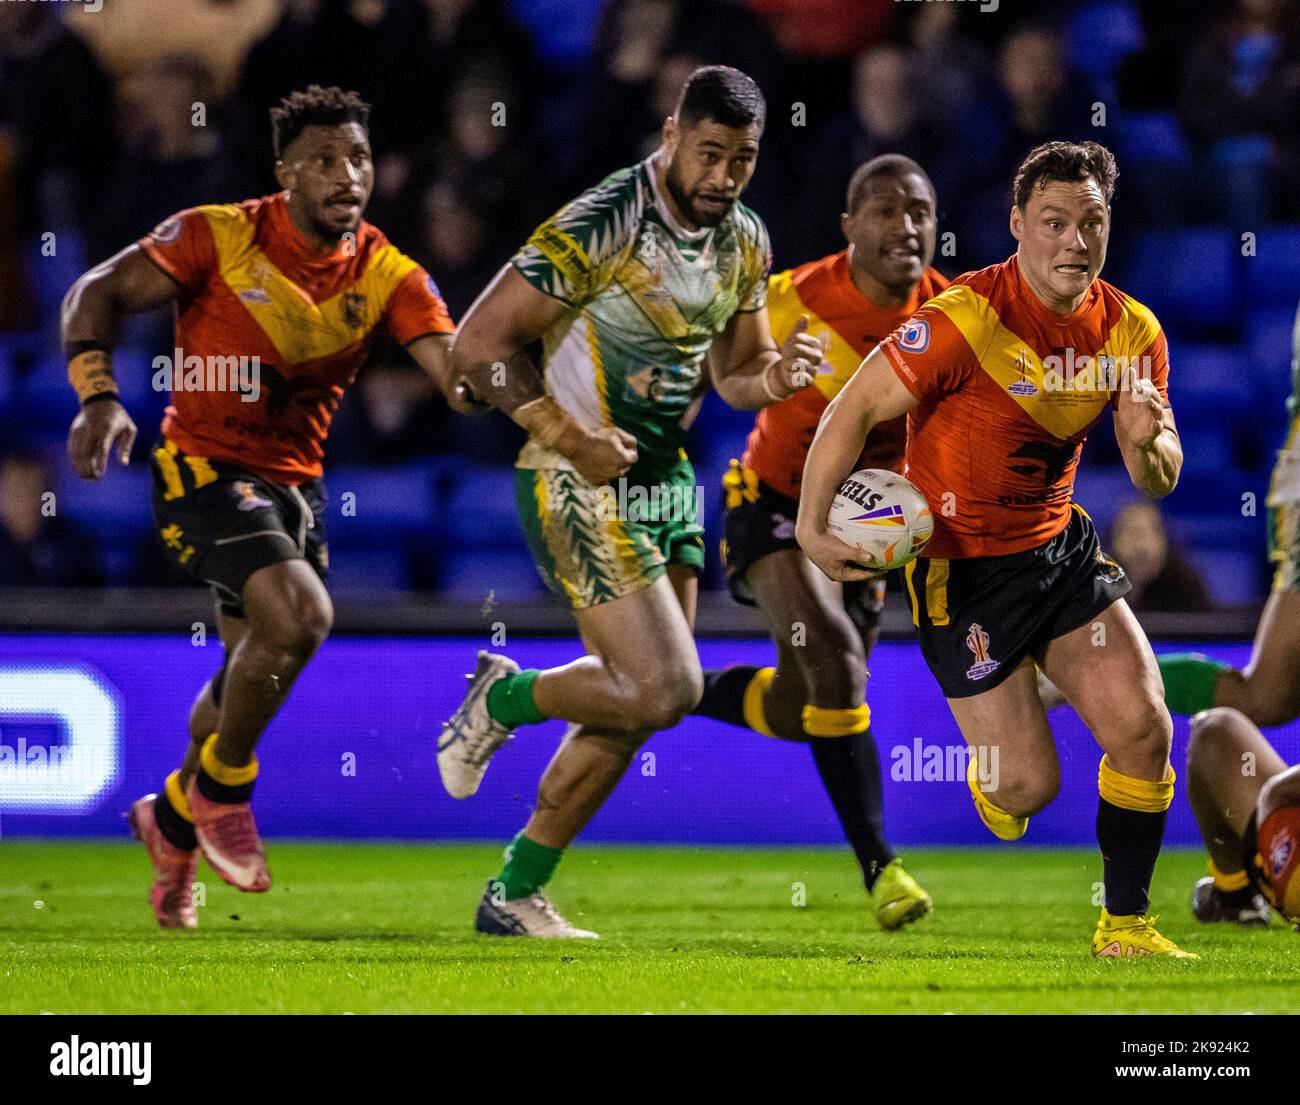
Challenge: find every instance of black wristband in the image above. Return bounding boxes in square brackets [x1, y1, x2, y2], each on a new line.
[66, 339, 111, 361]
[81, 391, 121, 408]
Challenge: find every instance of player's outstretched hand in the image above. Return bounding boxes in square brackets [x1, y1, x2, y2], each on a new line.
[67, 399, 137, 480]
[796, 524, 881, 583]
[770, 315, 824, 399]
[570, 425, 638, 486]
[1114, 376, 1165, 450]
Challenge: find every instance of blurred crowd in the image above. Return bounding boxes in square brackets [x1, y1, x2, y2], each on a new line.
[3, 0, 1295, 602]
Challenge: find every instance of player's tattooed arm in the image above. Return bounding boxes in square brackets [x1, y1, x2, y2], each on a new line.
[708, 307, 823, 411]
[452, 265, 636, 484]
[62, 245, 182, 480]
[1114, 379, 1181, 498]
[796, 346, 918, 582]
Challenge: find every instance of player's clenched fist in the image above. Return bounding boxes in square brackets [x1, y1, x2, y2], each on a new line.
[67, 398, 137, 480]
[766, 315, 824, 400]
[568, 424, 638, 486]
[1114, 375, 1166, 450]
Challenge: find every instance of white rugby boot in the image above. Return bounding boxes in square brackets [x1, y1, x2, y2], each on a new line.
[438, 650, 518, 798]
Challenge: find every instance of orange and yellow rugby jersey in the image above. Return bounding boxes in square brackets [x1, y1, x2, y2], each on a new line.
[880, 254, 1170, 559]
[138, 193, 454, 483]
[743, 250, 948, 499]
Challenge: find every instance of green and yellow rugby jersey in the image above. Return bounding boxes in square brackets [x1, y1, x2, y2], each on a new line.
[511, 155, 771, 479]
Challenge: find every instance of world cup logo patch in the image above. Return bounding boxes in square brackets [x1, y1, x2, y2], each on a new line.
[965, 622, 1000, 681]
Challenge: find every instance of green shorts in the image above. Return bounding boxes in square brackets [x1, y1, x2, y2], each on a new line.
[515, 456, 705, 610]
[1268, 412, 1300, 592]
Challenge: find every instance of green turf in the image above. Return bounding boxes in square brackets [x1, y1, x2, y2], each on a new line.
[2, 842, 1297, 1013]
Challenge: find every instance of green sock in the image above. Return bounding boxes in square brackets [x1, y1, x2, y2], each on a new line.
[485, 669, 546, 728]
[493, 831, 563, 900]
[1157, 653, 1229, 715]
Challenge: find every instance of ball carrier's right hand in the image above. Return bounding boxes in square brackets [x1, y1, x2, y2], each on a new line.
[449, 266, 638, 484]
[796, 344, 920, 583]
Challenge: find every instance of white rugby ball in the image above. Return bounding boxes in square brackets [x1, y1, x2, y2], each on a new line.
[827, 468, 934, 569]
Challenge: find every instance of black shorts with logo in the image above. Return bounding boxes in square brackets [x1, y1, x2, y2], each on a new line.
[149, 437, 328, 618]
[904, 504, 1130, 699]
[720, 459, 886, 631]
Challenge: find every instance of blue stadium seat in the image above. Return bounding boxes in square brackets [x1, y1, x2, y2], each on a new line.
[57, 466, 154, 541]
[324, 462, 439, 541]
[439, 548, 547, 600]
[1243, 306, 1296, 409]
[1124, 229, 1240, 332]
[1243, 225, 1300, 310]
[1074, 466, 1141, 537]
[1117, 111, 1192, 167]
[443, 463, 528, 546]
[1185, 546, 1266, 606]
[1168, 343, 1250, 417]
[1065, 1, 1143, 78]
[322, 546, 411, 592]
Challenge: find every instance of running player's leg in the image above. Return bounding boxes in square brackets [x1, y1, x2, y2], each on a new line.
[476, 566, 701, 937]
[1041, 600, 1196, 955]
[525, 564, 699, 846]
[180, 609, 249, 790]
[1185, 707, 1282, 923]
[946, 657, 1061, 828]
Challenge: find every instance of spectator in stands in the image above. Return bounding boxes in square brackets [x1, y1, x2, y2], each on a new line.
[0, 449, 104, 587]
[1177, 0, 1300, 225]
[94, 54, 226, 263]
[0, 4, 115, 250]
[1109, 500, 1215, 613]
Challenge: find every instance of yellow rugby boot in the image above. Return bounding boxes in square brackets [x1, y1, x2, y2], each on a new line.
[870, 858, 933, 931]
[966, 754, 1027, 841]
[1091, 909, 1200, 959]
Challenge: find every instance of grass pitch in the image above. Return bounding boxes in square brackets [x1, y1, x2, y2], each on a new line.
[2, 841, 1297, 1014]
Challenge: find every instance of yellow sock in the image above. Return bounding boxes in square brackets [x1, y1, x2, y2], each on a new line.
[198, 732, 259, 787]
[1097, 754, 1174, 812]
[1208, 858, 1249, 893]
[164, 769, 193, 822]
[802, 703, 871, 737]
[741, 667, 777, 737]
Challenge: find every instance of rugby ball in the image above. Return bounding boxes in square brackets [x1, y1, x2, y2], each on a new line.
[1258, 803, 1300, 922]
[827, 468, 933, 570]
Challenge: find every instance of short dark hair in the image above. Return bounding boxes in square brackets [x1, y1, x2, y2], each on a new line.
[1012, 140, 1118, 210]
[271, 85, 371, 159]
[675, 65, 765, 131]
[845, 154, 935, 213]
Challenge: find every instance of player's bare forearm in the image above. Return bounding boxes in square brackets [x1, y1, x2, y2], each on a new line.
[709, 306, 822, 411]
[451, 265, 559, 416]
[1116, 392, 1181, 499]
[451, 264, 637, 483]
[710, 346, 783, 410]
[61, 245, 181, 347]
[1125, 427, 1182, 498]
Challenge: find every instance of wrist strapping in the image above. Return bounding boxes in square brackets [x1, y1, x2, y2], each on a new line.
[515, 395, 579, 451]
[68, 348, 119, 405]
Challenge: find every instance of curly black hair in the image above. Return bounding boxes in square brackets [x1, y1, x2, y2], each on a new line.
[270, 85, 371, 159]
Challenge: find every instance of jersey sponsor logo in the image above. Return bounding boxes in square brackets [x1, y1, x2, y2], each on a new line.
[964, 622, 1000, 681]
[1006, 439, 1078, 486]
[150, 215, 182, 244]
[897, 319, 930, 353]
